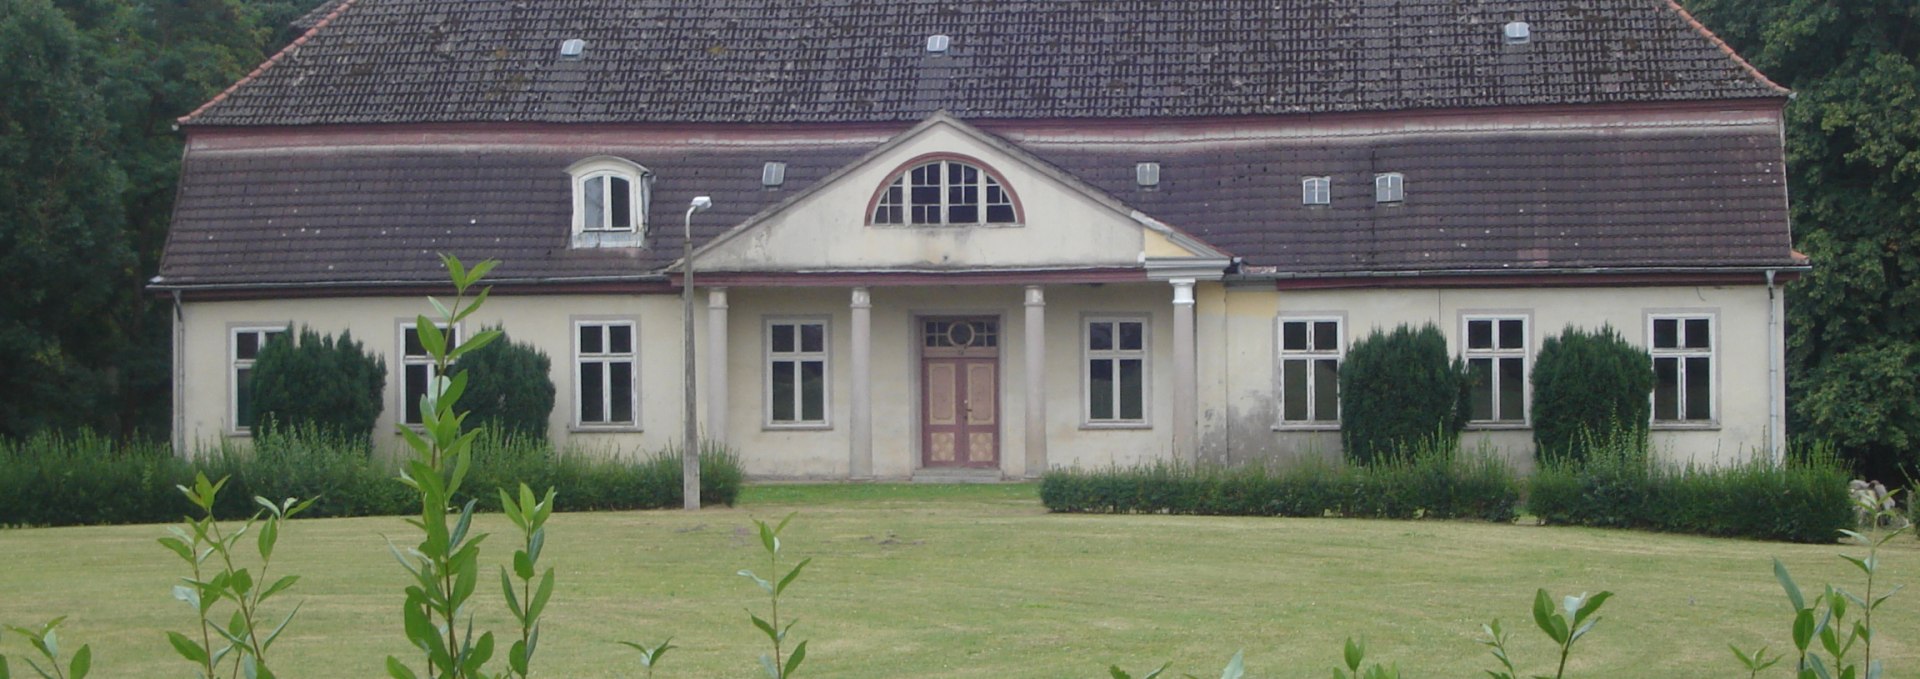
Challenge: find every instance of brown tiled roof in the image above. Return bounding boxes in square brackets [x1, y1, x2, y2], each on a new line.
[158, 142, 873, 286]
[156, 123, 1794, 288]
[181, 0, 1785, 127]
[1027, 124, 1799, 273]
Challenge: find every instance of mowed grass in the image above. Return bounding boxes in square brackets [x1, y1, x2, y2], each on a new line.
[2, 483, 1916, 678]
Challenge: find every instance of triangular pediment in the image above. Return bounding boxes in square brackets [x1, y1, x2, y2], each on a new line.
[688, 112, 1226, 275]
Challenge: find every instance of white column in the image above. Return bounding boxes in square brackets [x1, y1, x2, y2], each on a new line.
[1024, 285, 1048, 477]
[1171, 278, 1198, 464]
[850, 287, 873, 479]
[706, 287, 729, 447]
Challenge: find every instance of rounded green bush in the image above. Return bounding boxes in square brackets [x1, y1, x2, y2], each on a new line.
[1530, 325, 1653, 463]
[250, 327, 386, 441]
[451, 327, 555, 441]
[1338, 323, 1469, 465]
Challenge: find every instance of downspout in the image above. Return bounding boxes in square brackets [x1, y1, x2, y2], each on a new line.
[171, 290, 187, 458]
[1765, 270, 1782, 462]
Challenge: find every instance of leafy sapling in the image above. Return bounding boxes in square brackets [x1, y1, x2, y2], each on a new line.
[4, 618, 89, 679]
[1729, 643, 1781, 678]
[385, 254, 510, 679]
[1107, 662, 1170, 679]
[739, 513, 810, 679]
[617, 638, 675, 679]
[1481, 588, 1612, 679]
[1756, 484, 1909, 679]
[1334, 637, 1401, 679]
[500, 483, 557, 679]
[158, 472, 313, 679]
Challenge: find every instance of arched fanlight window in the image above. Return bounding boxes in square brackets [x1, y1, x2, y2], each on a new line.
[871, 158, 1019, 225]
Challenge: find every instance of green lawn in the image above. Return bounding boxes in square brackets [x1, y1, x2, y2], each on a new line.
[2, 483, 1914, 678]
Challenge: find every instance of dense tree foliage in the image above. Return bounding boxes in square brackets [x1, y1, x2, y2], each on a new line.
[1338, 324, 1469, 465]
[0, 0, 319, 440]
[1530, 325, 1654, 464]
[250, 327, 386, 440]
[1684, 0, 1920, 481]
[451, 328, 556, 441]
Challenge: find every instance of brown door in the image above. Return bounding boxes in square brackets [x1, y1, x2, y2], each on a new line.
[920, 317, 999, 468]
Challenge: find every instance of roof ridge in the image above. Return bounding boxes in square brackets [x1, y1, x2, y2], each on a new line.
[177, 0, 364, 126]
[1663, 0, 1789, 95]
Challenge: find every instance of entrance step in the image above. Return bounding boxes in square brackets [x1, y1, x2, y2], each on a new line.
[910, 468, 1005, 484]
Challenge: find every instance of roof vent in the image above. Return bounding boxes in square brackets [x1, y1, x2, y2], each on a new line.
[761, 161, 787, 188]
[926, 34, 951, 54]
[560, 38, 585, 59]
[1135, 162, 1161, 188]
[1503, 22, 1531, 45]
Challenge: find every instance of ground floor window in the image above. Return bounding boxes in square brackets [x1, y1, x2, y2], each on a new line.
[1464, 316, 1528, 424]
[1278, 317, 1342, 425]
[1085, 317, 1148, 424]
[231, 326, 287, 432]
[1650, 314, 1714, 423]
[401, 322, 457, 425]
[767, 319, 828, 426]
[576, 320, 638, 426]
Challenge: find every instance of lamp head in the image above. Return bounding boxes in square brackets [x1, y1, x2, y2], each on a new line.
[689, 196, 713, 211]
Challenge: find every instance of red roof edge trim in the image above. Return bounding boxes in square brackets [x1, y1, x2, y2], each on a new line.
[176, 0, 362, 126]
[1665, 0, 1789, 96]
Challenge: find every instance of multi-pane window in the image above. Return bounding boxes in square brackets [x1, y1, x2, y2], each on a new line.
[768, 320, 828, 425]
[1375, 172, 1404, 203]
[1086, 318, 1148, 424]
[1651, 315, 1714, 423]
[401, 322, 457, 426]
[231, 326, 287, 432]
[576, 321, 638, 426]
[1279, 318, 1342, 424]
[1464, 317, 1527, 424]
[1302, 176, 1331, 205]
[580, 172, 638, 232]
[871, 159, 1018, 225]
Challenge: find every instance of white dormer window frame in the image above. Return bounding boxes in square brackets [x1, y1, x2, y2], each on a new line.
[567, 156, 652, 248]
[1375, 172, 1405, 204]
[1302, 176, 1331, 205]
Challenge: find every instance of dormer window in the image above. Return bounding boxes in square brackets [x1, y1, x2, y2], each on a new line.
[870, 157, 1020, 226]
[568, 156, 651, 248]
[1302, 176, 1331, 205]
[1375, 172, 1405, 203]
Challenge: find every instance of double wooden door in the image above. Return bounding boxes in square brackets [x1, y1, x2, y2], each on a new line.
[920, 317, 999, 468]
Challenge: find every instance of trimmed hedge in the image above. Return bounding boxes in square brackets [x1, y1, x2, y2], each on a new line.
[0, 430, 743, 527]
[1530, 325, 1653, 464]
[1526, 444, 1853, 543]
[1339, 324, 1469, 465]
[1040, 452, 1520, 522]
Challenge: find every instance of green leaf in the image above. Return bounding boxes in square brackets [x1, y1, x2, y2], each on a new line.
[1794, 608, 1817, 651]
[1109, 665, 1131, 679]
[777, 558, 811, 596]
[259, 575, 300, 602]
[500, 568, 524, 620]
[157, 536, 194, 562]
[415, 317, 446, 359]
[740, 569, 773, 594]
[384, 656, 418, 679]
[1219, 650, 1245, 679]
[1777, 559, 1807, 611]
[528, 568, 555, 621]
[68, 646, 89, 679]
[1345, 637, 1364, 672]
[260, 601, 304, 650]
[167, 631, 209, 665]
[784, 640, 808, 678]
[1530, 589, 1564, 644]
[749, 612, 777, 642]
[760, 653, 780, 679]
[1573, 591, 1611, 626]
[514, 551, 535, 580]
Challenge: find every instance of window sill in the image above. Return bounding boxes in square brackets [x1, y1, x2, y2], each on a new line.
[1652, 421, 1720, 432]
[571, 230, 646, 249]
[1464, 423, 1530, 431]
[1272, 424, 1340, 432]
[570, 425, 642, 434]
[1080, 422, 1151, 431]
[764, 423, 832, 432]
[225, 429, 254, 439]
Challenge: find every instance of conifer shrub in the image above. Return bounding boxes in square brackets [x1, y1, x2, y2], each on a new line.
[1338, 323, 1469, 465]
[1530, 325, 1653, 464]
[450, 326, 556, 440]
[249, 326, 386, 441]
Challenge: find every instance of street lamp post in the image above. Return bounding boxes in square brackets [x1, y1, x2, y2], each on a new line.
[683, 195, 712, 510]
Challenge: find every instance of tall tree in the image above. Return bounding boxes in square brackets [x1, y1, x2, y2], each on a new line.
[1683, 0, 1920, 481]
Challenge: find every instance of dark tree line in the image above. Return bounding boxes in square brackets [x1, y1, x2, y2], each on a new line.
[0, 0, 322, 439]
[1684, 0, 1920, 482]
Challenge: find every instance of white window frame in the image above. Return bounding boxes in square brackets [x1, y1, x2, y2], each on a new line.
[399, 320, 459, 427]
[1276, 315, 1344, 429]
[1462, 314, 1530, 427]
[567, 156, 651, 248]
[1375, 172, 1404, 203]
[573, 318, 641, 430]
[1083, 315, 1152, 427]
[870, 158, 1020, 226]
[765, 317, 831, 428]
[1302, 176, 1331, 205]
[229, 324, 290, 435]
[1648, 312, 1718, 427]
